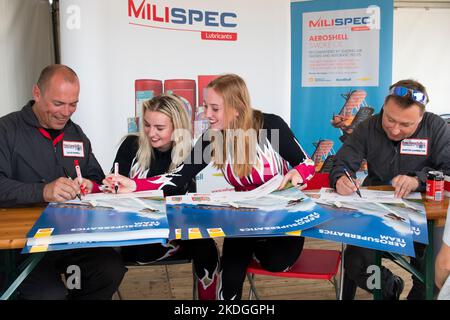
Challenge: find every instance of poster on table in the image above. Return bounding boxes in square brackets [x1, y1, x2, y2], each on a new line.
[23, 191, 169, 253]
[166, 187, 335, 240]
[302, 197, 416, 257]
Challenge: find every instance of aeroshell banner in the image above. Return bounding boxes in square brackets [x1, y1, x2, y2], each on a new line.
[291, 0, 393, 157]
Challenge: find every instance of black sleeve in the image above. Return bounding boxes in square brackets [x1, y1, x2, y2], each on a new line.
[133, 132, 211, 196]
[0, 120, 45, 206]
[262, 114, 315, 181]
[263, 114, 310, 167]
[111, 135, 139, 176]
[415, 116, 450, 183]
[329, 121, 368, 188]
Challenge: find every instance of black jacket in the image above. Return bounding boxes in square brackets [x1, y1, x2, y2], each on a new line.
[330, 110, 450, 190]
[0, 101, 104, 207]
[128, 113, 314, 195]
[111, 135, 196, 194]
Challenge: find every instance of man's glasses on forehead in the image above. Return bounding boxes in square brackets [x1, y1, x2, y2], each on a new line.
[389, 86, 428, 105]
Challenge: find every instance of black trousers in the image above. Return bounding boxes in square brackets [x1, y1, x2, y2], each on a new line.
[219, 236, 305, 300]
[342, 242, 426, 300]
[121, 238, 219, 280]
[16, 248, 126, 300]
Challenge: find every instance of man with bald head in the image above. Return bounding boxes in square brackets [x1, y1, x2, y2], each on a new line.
[0, 64, 126, 299]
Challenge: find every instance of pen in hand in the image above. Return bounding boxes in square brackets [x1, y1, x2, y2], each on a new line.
[343, 167, 362, 198]
[63, 167, 82, 201]
[74, 160, 86, 199]
[113, 162, 119, 194]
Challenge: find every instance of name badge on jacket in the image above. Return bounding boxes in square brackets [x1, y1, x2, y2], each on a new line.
[400, 138, 428, 156]
[63, 141, 85, 157]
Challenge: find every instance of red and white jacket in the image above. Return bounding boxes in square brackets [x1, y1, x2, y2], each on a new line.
[133, 113, 315, 195]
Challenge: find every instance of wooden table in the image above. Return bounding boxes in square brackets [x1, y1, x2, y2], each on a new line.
[422, 197, 448, 224]
[367, 185, 448, 221]
[367, 186, 448, 300]
[416, 196, 448, 299]
[0, 194, 448, 300]
[0, 206, 45, 300]
[400, 196, 447, 300]
[0, 206, 44, 249]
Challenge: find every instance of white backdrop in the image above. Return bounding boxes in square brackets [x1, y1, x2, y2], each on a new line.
[0, 0, 54, 116]
[58, 1, 450, 173]
[393, 7, 450, 116]
[59, 0, 291, 171]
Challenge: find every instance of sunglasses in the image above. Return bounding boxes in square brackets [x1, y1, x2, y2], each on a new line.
[389, 86, 428, 105]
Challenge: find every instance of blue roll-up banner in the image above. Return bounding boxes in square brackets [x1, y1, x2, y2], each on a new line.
[290, 0, 393, 160]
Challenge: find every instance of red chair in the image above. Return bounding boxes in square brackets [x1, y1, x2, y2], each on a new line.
[246, 248, 343, 300]
[246, 173, 343, 300]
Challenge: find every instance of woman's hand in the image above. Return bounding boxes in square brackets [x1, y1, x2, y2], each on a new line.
[79, 178, 93, 195]
[278, 169, 307, 191]
[102, 174, 137, 193]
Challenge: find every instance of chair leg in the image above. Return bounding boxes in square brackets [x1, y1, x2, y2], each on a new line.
[338, 243, 345, 300]
[330, 276, 341, 300]
[246, 273, 260, 300]
[192, 262, 198, 300]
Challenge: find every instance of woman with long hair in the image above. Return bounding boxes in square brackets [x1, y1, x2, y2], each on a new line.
[104, 75, 315, 299]
[110, 94, 220, 300]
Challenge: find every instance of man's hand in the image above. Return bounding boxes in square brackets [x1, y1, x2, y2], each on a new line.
[335, 175, 360, 195]
[43, 177, 80, 202]
[391, 175, 419, 198]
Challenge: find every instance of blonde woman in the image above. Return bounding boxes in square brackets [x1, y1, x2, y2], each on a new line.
[104, 75, 315, 299]
[110, 94, 219, 300]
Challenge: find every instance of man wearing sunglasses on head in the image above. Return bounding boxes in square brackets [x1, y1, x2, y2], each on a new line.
[330, 79, 450, 300]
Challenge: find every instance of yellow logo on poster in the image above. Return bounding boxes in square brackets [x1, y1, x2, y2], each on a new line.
[207, 228, 225, 238]
[188, 228, 203, 239]
[34, 228, 54, 238]
[29, 245, 49, 253]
